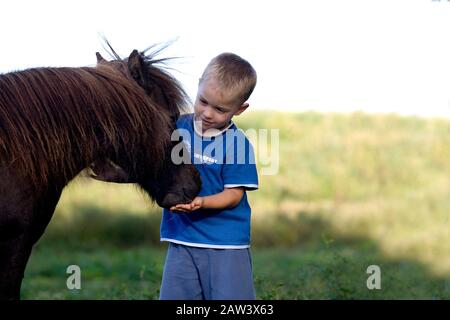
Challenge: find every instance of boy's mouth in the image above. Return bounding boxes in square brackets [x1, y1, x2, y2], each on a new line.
[202, 119, 213, 126]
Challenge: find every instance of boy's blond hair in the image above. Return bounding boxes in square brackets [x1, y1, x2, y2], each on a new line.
[201, 53, 257, 105]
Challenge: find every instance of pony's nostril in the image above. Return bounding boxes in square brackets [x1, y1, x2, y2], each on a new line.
[159, 192, 185, 209]
[182, 188, 194, 204]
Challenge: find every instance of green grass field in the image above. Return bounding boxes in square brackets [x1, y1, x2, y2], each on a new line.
[22, 111, 450, 299]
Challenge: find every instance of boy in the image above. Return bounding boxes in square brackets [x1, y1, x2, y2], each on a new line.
[159, 53, 258, 300]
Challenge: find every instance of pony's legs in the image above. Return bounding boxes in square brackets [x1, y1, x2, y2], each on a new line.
[0, 171, 62, 300]
[0, 203, 61, 299]
[0, 231, 33, 300]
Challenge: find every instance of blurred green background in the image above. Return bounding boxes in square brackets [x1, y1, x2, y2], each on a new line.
[22, 111, 450, 299]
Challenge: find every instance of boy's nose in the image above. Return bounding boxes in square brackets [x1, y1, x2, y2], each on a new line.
[202, 106, 213, 119]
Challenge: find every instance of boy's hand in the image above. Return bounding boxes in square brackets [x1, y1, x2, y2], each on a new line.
[170, 197, 204, 213]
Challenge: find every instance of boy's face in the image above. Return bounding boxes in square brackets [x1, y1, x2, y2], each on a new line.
[194, 77, 248, 133]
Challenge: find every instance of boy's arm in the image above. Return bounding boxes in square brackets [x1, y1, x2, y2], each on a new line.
[170, 187, 244, 212]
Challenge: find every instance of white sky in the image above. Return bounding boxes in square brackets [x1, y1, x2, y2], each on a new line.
[1, 0, 450, 118]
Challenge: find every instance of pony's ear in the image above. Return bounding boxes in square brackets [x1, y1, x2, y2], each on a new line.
[96, 52, 106, 64]
[127, 49, 148, 88]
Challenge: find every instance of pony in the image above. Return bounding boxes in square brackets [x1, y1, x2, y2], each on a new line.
[0, 43, 201, 300]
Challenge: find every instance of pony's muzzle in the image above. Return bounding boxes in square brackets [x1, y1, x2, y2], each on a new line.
[158, 192, 192, 209]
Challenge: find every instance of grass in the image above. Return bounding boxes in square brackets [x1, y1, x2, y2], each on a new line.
[23, 244, 165, 300]
[21, 111, 450, 299]
[23, 241, 449, 299]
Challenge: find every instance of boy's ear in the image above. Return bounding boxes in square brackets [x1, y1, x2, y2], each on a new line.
[234, 102, 249, 116]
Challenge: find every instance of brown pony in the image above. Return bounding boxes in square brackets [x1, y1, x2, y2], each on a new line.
[0, 43, 201, 300]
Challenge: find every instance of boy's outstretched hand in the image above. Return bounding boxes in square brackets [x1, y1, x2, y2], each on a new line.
[169, 188, 244, 213]
[170, 197, 204, 213]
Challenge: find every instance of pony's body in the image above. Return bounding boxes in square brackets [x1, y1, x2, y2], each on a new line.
[0, 47, 201, 299]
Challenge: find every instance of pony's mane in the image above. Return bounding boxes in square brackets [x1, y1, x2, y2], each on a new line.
[0, 45, 190, 189]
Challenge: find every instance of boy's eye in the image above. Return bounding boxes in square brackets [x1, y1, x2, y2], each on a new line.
[200, 99, 208, 106]
[215, 107, 226, 113]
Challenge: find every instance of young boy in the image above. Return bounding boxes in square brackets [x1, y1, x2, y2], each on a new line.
[159, 53, 258, 300]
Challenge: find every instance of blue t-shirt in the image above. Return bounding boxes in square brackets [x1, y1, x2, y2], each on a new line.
[160, 114, 259, 248]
